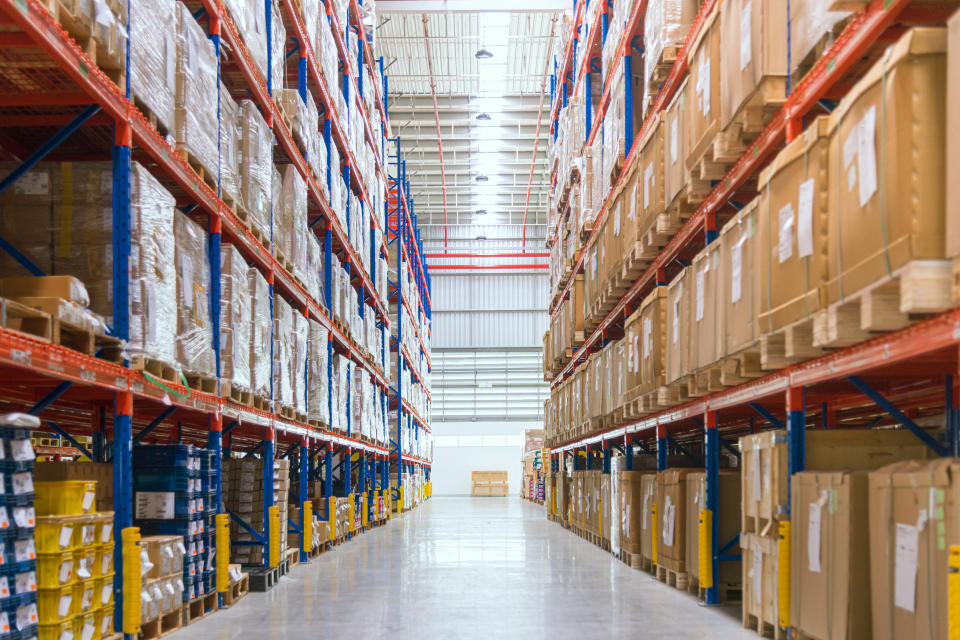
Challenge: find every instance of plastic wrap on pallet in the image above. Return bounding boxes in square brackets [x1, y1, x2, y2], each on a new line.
[789, 0, 851, 81]
[271, 0, 286, 97]
[220, 84, 242, 211]
[304, 232, 322, 305]
[239, 100, 274, 243]
[352, 367, 365, 437]
[277, 164, 308, 281]
[333, 354, 350, 433]
[90, 0, 128, 72]
[174, 211, 216, 377]
[248, 267, 271, 399]
[293, 311, 308, 416]
[130, 0, 176, 133]
[318, 11, 339, 93]
[296, 0, 320, 59]
[643, 0, 697, 107]
[307, 320, 329, 425]
[175, 4, 218, 178]
[220, 244, 251, 393]
[273, 294, 295, 411]
[223, 0, 267, 88]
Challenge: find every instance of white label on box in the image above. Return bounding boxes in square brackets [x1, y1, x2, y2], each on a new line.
[751, 449, 761, 502]
[0, 506, 9, 530]
[663, 499, 676, 547]
[614, 202, 621, 236]
[796, 178, 815, 258]
[13, 507, 34, 529]
[11, 472, 32, 496]
[17, 603, 37, 629]
[643, 317, 652, 360]
[670, 117, 679, 164]
[672, 283, 682, 344]
[0, 577, 6, 598]
[751, 543, 763, 605]
[695, 268, 706, 322]
[58, 558, 73, 584]
[59, 593, 73, 617]
[702, 58, 711, 115]
[81, 619, 95, 640]
[135, 492, 175, 520]
[740, 3, 752, 70]
[778, 203, 794, 263]
[894, 521, 920, 612]
[81, 490, 95, 512]
[10, 439, 33, 462]
[847, 165, 857, 193]
[15, 571, 35, 594]
[0, 612, 8, 635]
[59, 525, 73, 549]
[857, 106, 878, 207]
[644, 163, 653, 210]
[808, 492, 828, 573]
[15, 172, 49, 196]
[731, 239, 743, 303]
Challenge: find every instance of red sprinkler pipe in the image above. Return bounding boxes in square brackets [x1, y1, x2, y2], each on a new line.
[521, 14, 558, 251]
[422, 15, 449, 251]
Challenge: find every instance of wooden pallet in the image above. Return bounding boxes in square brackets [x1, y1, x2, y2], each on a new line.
[244, 564, 280, 592]
[175, 148, 218, 192]
[743, 612, 788, 640]
[55, 318, 124, 363]
[656, 564, 690, 590]
[1, 298, 53, 342]
[688, 576, 743, 604]
[182, 592, 219, 626]
[723, 76, 788, 146]
[759, 316, 829, 370]
[742, 514, 783, 538]
[790, 14, 854, 89]
[184, 370, 218, 395]
[658, 376, 692, 407]
[138, 607, 182, 640]
[689, 126, 749, 201]
[42, 0, 125, 87]
[646, 45, 680, 94]
[129, 355, 181, 385]
[220, 574, 250, 608]
[251, 393, 270, 412]
[688, 348, 766, 397]
[635, 207, 693, 264]
[617, 548, 645, 570]
[811, 260, 954, 349]
[222, 381, 253, 407]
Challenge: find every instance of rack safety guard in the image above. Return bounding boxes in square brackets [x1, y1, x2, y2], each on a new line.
[328, 496, 337, 541]
[361, 492, 368, 528]
[268, 506, 280, 568]
[778, 521, 791, 628]
[950, 545, 960, 640]
[387, 489, 393, 519]
[347, 494, 355, 533]
[698, 510, 712, 589]
[397, 487, 404, 514]
[303, 501, 313, 553]
[373, 490, 380, 519]
[651, 504, 658, 564]
[121, 527, 141, 634]
[216, 514, 229, 592]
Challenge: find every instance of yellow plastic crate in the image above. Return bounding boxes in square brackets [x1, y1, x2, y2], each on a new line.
[74, 578, 96, 614]
[38, 616, 74, 640]
[37, 585, 76, 623]
[96, 545, 114, 577]
[35, 482, 97, 516]
[35, 516, 86, 554]
[37, 551, 76, 588]
[74, 547, 96, 581]
[94, 607, 113, 639]
[91, 512, 113, 545]
[94, 574, 114, 609]
[76, 519, 97, 548]
[73, 611, 97, 640]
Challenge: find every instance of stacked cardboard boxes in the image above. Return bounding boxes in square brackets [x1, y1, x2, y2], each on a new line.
[223, 458, 290, 564]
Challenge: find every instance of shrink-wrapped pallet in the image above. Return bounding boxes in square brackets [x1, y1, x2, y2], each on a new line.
[248, 267, 271, 400]
[273, 295, 295, 411]
[643, 0, 697, 101]
[789, 0, 851, 83]
[175, 4, 218, 179]
[220, 244, 251, 394]
[239, 100, 274, 243]
[220, 85, 242, 211]
[174, 212, 216, 377]
[277, 164, 308, 281]
[293, 311, 308, 416]
[130, 0, 176, 132]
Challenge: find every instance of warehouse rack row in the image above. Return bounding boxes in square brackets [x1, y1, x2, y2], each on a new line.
[387, 138, 433, 499]
[0, 0, 431, 637]
[539, 0, 960, 630]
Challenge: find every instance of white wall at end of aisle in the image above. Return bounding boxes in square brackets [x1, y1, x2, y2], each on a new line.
[431, 421, 535, 495]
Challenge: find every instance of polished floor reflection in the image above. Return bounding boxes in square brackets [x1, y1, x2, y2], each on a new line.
[185, 496, 755, 639]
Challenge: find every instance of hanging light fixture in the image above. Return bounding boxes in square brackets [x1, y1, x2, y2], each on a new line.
[476, 112, 491, 121]
[475, 48, 494, 59]
[475, 175, 489, 183]
[475, 209, 488, 216]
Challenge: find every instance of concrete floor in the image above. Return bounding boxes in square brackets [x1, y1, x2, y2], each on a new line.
[186, 497, 755, 640]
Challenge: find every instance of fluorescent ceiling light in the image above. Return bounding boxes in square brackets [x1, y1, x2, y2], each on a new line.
[475, 174, 489, 183]
[476, 113, 491, 121]
[475, 209, 488, 216]
[475, 48, 494, 59]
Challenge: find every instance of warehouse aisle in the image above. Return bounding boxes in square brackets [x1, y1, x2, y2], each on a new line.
[186, 498, 753, 639]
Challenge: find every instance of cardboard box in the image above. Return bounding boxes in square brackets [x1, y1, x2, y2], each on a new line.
[686, 470, 741, 586]
[719, 0, 788, 134]
[825, 28, 948, 309]
[637, 114, 665, 244]
[174, 211, 215, 376]
[141, 535, 185, 580]
[790, 471, 871, 640]
[690, 242, 723, 371]
[655, 468, 698, 573]
[757, 116, 831, 333]
[0, 276, 89, 306]
[619, 470, 654, 555]
[35, 462, 113, 512]
[741, 532, 780, 630]
[664, 79, 692, 210]
[740, 428, 938, 537]
[638, 286, 668, 393]
[719, 197, 760, 357]
[789, 0, 851, 82]
[665, 267, 692, 385]
[686, 5, 722, 168]
[948, 12, 960, 261]
[868, 459, 959, 640]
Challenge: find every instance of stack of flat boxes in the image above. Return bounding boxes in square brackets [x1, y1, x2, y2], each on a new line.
[224, 459, 290, 564]
[139, 535, 185, 624]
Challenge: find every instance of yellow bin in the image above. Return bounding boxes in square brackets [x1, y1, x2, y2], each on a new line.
[37, 585, 76, 623]
[96, 544, 114, 577]
[34, 482, 97, 516]
[74, 547, 96, 580]
[74, 578, 96, 614]
[35, 516, 85, 554]
[38, 616, 74, 640]
[95, 573, 114, 609]
[73, 612, 97, 640]
[37, 551, 76, 588]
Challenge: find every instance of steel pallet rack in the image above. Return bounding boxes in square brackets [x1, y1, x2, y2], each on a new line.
[544, 0, 960, 610]
[0, 0, 401, 635]
[387, 138, 433, 507]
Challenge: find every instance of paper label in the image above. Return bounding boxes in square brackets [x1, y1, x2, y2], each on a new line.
[0, 577, 7, 598]
[135, 492, 175, 520]
[59, 525, 73, 549]
[695, 268, 706, 321]
[614, 202, 621, 236]
[11, 472, 32, 496]
[778, 203, 794, 263]
[0, 612, 8, 634]
[59, 593, 73, 617]
[843, 128, 858, 169]
[13, 507, 34, 529]
[808, 492, 829, 573]
[17, 603, 37, 629]
[58, 558, 73, 584]
[752, 544, 763, 605]
[894, 522, 919, 612]
[15, 571, 35, 594]
[702, 58, 711, 115]
[672, 283, 682, 344]
[663, 497, 676, 547]
[642, 492, 650, 530]
[81, 490, 95, 512]
[847, 165, 857, 192]
[857, 106, 878, 207]
[731, 240, 743, 303]
[670, 118, 679, 164]
[81, 620, 95, 640]
[796, 179, 815, 258]
[643, 317, 652, 360]
[644, 163, 653, 210]
[739, 3, 752, 70]
[15, 172, 49, 196]
[10, 439, 33, 462]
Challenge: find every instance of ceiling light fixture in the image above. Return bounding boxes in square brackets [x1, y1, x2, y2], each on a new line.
[476, 235, 487, 241]
[475, 175, 489, 183]
[475, 209, 488, 216]
[476, 113, 491, 121]
[475, 48, 494, 59]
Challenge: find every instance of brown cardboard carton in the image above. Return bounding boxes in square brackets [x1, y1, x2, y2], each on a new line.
[637, 114, 665, 242]
[35, 462, 113, 512]
[868, 459, 960, 640]
[623, 309, 643, 403]
[665, 267, 692, 386]
[687, 470, 741, 586]
[638, 286, 667, 394]
[600, 472, 611, 542]
[655, 468, 698, 573]
[948, 13, 960, 262]
[741, 428, 938, 537]
[742, 531, 780, 630]
[686, 6, 722, 168]
[825, 28, 948, 311]
[790, 471, 871, 640]
[619, 470, 654, 555]
[640, 473, 658, 564]
[0, 276, 89, 306]
[609, 163, 636, 260]
[664, 79, 692, 209]
[719, 197, 760, 357]
[789, 1, 852, 82]
[719, 0, 788, 134]
[691, 241, 723, 371]
[757, 116, 831, 333]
